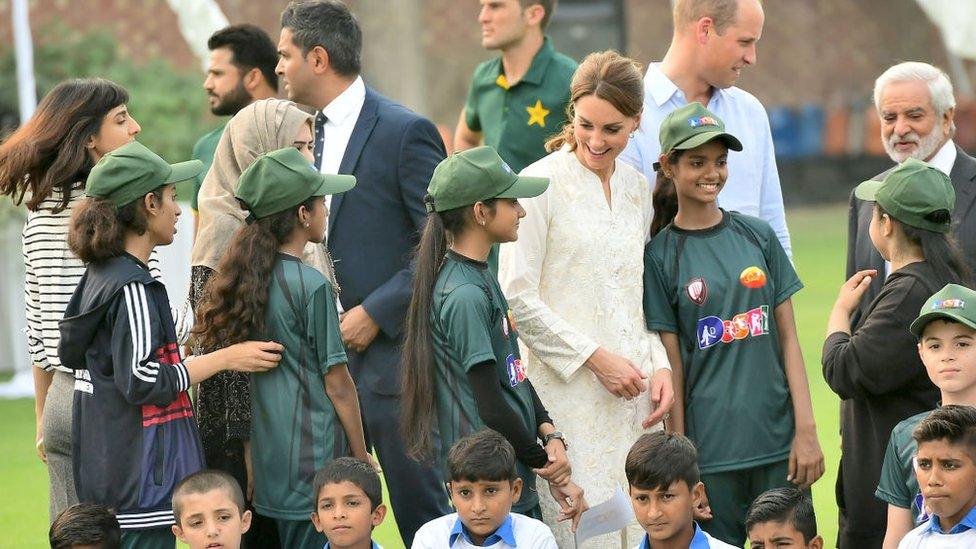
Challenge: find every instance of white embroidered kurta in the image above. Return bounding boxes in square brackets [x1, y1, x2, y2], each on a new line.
[498, 147, 671, 549]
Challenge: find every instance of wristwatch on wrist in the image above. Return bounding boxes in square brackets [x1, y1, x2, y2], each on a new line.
[543, 431, 568, 450]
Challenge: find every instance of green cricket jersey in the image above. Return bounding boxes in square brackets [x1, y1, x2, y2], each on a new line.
[430, 251, 538, 512]
[643, 211, 803, 473]
[250, 253, 349, 521]
[190, 122, 226, 212]
[876, 409, 929, 525]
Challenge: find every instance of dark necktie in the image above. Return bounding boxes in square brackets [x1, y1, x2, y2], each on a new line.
[313, 111, 327, 170]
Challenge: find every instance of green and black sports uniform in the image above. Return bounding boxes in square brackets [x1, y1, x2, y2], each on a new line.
[876, 410, 929, 527]
[430, 250, 553, 517]
[250, 253, 349, 549]
[643, 210, 803, 545]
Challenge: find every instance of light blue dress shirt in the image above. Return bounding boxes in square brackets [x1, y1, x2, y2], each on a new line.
[449, 514, 517, 547]
[621, 63, 792, 257]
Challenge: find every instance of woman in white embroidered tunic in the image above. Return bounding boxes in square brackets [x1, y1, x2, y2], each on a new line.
[498, 51, 674, 548]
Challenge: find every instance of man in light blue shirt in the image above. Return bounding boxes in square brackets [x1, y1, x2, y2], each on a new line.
[621, 0, 791, 256]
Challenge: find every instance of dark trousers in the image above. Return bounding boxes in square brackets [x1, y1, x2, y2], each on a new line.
[700, 459, 794, 546]
[360, 390, 450, 547]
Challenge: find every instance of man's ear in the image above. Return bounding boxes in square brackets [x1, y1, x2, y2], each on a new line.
[242, 67, 264, 94]
[523, 3, 545, 28]
[943, 106, 956, 138]
[696, 17, 715, 44]
[308, 45, 331, 75]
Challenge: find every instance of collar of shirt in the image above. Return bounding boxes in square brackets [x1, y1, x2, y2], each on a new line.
[321, 75, 366, 127]
[927, 503, 976, 535]
[505, 36, 555, 87]
[644, 63, 729, 109]
[638, 522, 711, 549]
[323, 542, 383, 549]
[449, 514, 517, 547]
[926, 138, 957, 176]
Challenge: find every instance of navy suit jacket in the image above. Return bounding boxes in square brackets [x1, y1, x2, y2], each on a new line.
[328, 86, 446, 395]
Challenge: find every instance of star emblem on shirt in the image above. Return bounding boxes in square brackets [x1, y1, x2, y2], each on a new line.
[526, 100, 550, 127]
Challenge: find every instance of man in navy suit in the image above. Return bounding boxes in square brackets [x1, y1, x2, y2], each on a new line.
[277, 1, 450, 544]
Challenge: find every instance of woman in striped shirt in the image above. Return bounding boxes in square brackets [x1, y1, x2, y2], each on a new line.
[0, 78, 146, 520]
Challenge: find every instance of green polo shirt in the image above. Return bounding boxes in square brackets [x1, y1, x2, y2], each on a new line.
[464, 37, 576, 174]
[430, 251, 539, 513]
[190, 122, 226, 212]
[876, 409, 929, 525]
[643, 211, 803, 474]
[250, 253, 349, 521]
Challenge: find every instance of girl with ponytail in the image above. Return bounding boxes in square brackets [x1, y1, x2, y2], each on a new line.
[401, 146, 586, 525]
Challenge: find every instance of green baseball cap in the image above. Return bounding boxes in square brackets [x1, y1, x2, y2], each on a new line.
[659, 102, 743, 154]
[854, 158, 955, 233]
[86, 141, 203, 207]
[910, 284, 976, 337]
[425, 146, 548, 213]
[235, 147, 356, 219]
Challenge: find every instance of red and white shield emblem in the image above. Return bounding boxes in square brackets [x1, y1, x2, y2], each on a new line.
[685, 277, 708, 305]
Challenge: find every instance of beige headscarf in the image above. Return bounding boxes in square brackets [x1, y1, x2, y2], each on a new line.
[190, 98, 336, 283]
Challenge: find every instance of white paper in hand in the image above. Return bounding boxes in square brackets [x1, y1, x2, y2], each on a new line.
[574, 485, 635, 548]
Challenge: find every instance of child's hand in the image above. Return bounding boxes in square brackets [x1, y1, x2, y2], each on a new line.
[225, 341, 284, 372]
[366, 453, 382, 473]
[548, 480, 587, 532]
[642, 369, 674, 428]
[833, 270, 876, 314]
[533, 438, 571, 486]
[788, 426, 825, 489]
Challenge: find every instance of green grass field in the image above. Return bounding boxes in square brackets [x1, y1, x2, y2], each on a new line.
[0, 204, 848, 548]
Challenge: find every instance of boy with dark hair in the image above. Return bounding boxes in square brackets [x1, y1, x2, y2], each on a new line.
[745, 488, 823, 549]
[625, 432, 737, 548]
[310, 457, 387, 549]
[412, 430, 557, 548]
[898, 404, 976, 546]
[171, 469, 252, 549]
[876, 284, 976, 547]
[50, 503, 121, 549]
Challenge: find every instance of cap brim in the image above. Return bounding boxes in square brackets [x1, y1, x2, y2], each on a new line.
[910, 311, 976, 337]
[495, 175, 550, 200]
[854, 179, 883, 202]
[166, 159, 205, 184]
[675, 131, 743, 152]
[311, 173, 357, 196]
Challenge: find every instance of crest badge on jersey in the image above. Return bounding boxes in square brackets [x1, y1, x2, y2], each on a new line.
[739, 266, 767, 289]
[685, 277, 708, 305]
[506, 354, 526, 387]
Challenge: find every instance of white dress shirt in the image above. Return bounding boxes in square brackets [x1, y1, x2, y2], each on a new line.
[621, 63, 792, 257]
[317, 75, 366, 212]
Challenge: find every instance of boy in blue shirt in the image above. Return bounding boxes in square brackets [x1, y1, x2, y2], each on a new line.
[745, 487, 823, 549]
[625, 432, 737, 548]
[310, 458, 387, 549]
[412, 430, 557, 548]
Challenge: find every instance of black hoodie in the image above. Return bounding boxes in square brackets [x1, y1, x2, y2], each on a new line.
[60, 253, 203, 531]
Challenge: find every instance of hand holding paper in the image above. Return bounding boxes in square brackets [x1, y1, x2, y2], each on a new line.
[574, 486, 635, 548]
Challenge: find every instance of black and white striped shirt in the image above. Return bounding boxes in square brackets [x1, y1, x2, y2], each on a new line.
[23, 184, 161, 373]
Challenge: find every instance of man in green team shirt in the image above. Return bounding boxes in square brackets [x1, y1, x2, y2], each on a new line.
[876, 284, 976, 547]
[191, 24, 280, 235]
[455, 0, 577, 273]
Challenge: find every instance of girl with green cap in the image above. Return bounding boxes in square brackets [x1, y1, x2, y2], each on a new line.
[60, 141, 284, 548]
[823, 158, 973, 547]
[643, 103, 823, 546]
[400, 145, 587, 527]
[194, 147, 370, 549]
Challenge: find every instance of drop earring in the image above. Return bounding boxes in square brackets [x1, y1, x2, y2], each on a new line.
[304, 222, 310, 228]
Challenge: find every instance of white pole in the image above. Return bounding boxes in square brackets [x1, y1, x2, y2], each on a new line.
[12, 0, 37, 122]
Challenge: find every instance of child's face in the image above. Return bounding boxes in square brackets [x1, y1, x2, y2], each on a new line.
[664, 140, 729, 208]
[311, 481, 386, 549]
[302, 196, 329, 244]
[919, 320, 976, 396]
[449, 478, 522, 545]
[748, 520, 823, 549]
[915, 438, 976, 532]
[630, 480, 702, 544]
[171, 488, 251, 549]
[481, 198, 526, 244]
[147, 184, 182, 247]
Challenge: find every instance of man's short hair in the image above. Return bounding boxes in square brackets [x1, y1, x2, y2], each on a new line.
[625, 431, 700, 491]
[172, 469, 245, 525]
[280, 0, 362, 76]
[448, 429, 519, 483]
[745, 487, 818, 543]
[673, 0, 741, 34]
[913, 404, 976, 460]
[208, 24, 279, 92]
[520, 0, 558, 30]
[313, 457, 383, 511]
[874, 62, 956, 126]
[49, 503, 121, 549]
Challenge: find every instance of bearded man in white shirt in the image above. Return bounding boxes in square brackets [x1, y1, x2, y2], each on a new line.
[620, 0, 792, 256]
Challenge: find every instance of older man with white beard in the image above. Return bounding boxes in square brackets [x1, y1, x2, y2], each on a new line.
[847, 62, 976, 326]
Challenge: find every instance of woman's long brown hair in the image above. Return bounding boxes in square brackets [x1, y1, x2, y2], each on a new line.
[193, 198, 315, 350]
[0, 78, 129, 212]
